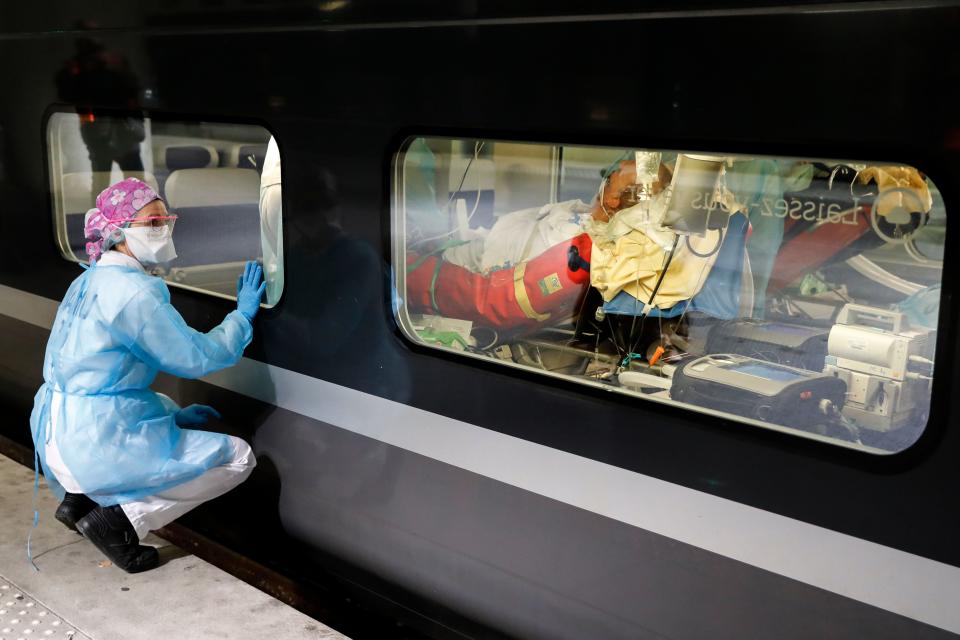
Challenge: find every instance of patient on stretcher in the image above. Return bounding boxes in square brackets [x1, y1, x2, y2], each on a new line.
[438, 158, 673, 274]
[405, 157, 747, 332]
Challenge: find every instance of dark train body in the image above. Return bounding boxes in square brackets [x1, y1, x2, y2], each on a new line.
[1, 2, 959, 638]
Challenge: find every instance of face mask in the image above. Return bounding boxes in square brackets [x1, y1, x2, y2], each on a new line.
[122, 226, 177, 266]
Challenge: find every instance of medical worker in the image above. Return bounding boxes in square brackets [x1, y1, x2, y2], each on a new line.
[30, 177, 265, 573]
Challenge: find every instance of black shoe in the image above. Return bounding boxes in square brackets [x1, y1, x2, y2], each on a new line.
[76, 506, 159, 574]
[55, 493, 97, 533]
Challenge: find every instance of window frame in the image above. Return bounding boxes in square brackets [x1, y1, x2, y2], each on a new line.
[44, 105, 285, 308]
[390, 134, 946, 456]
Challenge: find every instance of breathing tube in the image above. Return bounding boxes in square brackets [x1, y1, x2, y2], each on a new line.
[644, 234, 680, 314]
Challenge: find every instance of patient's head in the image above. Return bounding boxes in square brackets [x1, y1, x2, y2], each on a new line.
[592, 160, 671, 222]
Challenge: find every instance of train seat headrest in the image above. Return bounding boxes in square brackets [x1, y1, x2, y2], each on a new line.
[164, 168, 260, 208]
[165, 145, 219, 171]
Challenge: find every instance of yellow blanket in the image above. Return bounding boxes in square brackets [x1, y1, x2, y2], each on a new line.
[587, 197, 729, 308]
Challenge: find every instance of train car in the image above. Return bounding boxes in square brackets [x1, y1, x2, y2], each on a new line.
[1, 2, 958, 638]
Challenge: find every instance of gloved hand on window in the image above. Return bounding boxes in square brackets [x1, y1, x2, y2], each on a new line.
[237, 260, 267, 322]
[175, 404, 222, 427]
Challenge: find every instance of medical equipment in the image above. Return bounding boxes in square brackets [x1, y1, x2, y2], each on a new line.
[869, 187, 929, 245]
[635, 151, 662, 193]
[671, 353, 847, 429]
[618, 369, 673, 392]
[822, 304, 933, 432]
[707, 320, 831, 371]
[661, 154, 731, 237]
[617, 150, 663, 208]
[608, 153, 735, 320]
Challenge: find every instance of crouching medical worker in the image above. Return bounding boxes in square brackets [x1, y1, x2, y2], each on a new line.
[29, 177, 265, 573]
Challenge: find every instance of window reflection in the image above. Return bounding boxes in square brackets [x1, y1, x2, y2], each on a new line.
[48, 112, 283, 306]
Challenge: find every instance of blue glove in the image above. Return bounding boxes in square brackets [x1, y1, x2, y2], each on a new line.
[237, 260, 266, 322]
[175, 404, 222, 427]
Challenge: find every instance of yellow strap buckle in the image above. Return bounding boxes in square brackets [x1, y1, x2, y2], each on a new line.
[513, 262, 551, 322]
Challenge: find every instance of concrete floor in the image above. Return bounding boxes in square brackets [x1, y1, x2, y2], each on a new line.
[0, 454, 347, 640]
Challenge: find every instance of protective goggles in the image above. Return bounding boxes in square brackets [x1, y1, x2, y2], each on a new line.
[114, 215, 179, 231]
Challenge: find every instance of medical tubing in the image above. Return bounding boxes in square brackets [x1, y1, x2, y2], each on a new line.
[405, 239, 469, 274]
[409, 141, 485, 247]
[671, 254, 712, 336]
[905, 237, 936, 264]
[645, 235, 680, 312]
[623, 235, 680, 355]
[623, 234, 679, 355]
[685, 227, 724, 258]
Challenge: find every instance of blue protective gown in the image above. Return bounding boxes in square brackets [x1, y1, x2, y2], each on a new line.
[30, 257, 253, 506]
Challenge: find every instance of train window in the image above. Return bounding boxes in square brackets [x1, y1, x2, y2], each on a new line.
[46, 111, 284, 306]
[393, 137, 946, 453]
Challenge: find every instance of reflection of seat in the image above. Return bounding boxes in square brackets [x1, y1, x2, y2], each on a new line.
[602, 212, 752, 319]
[165, 145, 219, 171]
[164, 168, 261, 267]
[62, 171, 160, 259]
[62, 171, 160, 214]
[153, 145, 220, 194]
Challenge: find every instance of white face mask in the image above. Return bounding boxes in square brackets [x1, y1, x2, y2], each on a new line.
[122, 226, 177, 266]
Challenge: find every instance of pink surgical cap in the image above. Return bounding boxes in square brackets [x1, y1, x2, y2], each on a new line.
[83, 177, 160, 262]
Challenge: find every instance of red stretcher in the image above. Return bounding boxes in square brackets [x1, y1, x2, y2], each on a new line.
[405, 234, 593, 333]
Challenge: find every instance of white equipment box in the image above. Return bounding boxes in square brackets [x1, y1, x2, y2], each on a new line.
[823, 304, 933, 432]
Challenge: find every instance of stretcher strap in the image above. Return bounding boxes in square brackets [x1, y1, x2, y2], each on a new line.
[513, 262, 551, 322]
[406, 240, 469, 315]
[406, 239, 468, 274]
[509, 217, 554, 323]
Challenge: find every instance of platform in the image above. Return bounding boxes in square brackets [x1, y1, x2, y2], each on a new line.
[0, 453, 347, 640]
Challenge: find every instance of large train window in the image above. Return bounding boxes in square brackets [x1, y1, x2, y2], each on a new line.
[47, 111, 284, 306]
[393, 137, 945, 453]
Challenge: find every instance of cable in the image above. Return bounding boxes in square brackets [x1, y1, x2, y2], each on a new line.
[819, 399, 862, 444]
[644, 235, 679, 316]
[671, 252, 712, 337]
[624, 234, 680, 357]
[904, 237, 937, 264]
[595, 150, 634, 221]
[597, 170, 611, 220]
[606, 315, 629, 360]
[468, 326, 499, 352]
[410, 141, 486, 248]
[685, 226, 724, 258]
